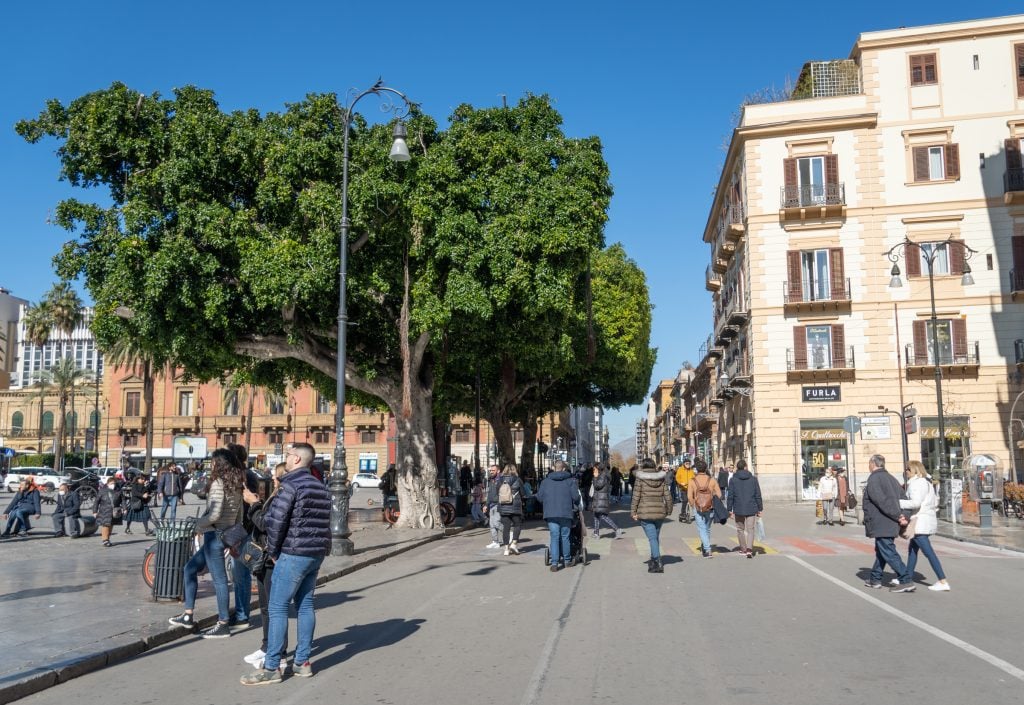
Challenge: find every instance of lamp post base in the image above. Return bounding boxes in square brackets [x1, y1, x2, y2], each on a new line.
[331, 538, 355, 556]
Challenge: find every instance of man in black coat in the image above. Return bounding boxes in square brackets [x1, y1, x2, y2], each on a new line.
[52, 484, 81, 537]
[862, 454, 913, 592]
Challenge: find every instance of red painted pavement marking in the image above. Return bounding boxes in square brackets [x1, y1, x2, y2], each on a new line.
[779, 537, 837, 555]
[827, 536, 877, 554]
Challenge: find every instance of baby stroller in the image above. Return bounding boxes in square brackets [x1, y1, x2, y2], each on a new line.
[542, 508, 588, 567]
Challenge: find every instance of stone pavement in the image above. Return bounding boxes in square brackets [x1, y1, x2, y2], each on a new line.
[0, 493, 470, 704]
[935, 512, 1024, 553]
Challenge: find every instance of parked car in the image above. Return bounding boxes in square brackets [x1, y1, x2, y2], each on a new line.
[351, 472, 382, 489]
[5, 467, 71, 493]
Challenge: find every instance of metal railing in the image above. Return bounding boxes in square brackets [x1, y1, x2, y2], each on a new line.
[904, 341, 980, 367]
[706, 265, 722, 287]
[1010, 269, 1024, 292]
[786, 346, 856, 371]
[791, 60, 862, 100]
[783, 277, 851, 304]
[1006, 168, 1024, 193]
[780, 183, 845, 209]
[0, 427, 57, 439]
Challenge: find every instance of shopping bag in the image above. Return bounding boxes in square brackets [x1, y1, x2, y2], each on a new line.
[755, 516, 766, 542]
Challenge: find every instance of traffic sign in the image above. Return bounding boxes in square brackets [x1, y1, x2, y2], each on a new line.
[842, 416, 861, 434]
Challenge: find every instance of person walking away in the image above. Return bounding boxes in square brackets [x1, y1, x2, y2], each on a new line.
[717, 465, 729, 504]
[460, 462, 472, 496]
[157, 464, 184, 520]
[590, 465, 622, 539]
[241, 442, 331, 685]
[95, 478, 120, 547]
[727, 459, 763, 558]
[610, 467, 623, 503]
[579, 467, 594, 512]
[835, 468, 850, 526]
[627, 465, 637, 495]
[52, 483, 82, 537]
[536, 460, 581, 572]
[675, 458, 695, 523]
[2, 479, 41, 536]
[862, 454, 914, 592]
[470, 480, 485, 525]
[899, 460, 950, 591]
[124, 474, 154, 535]
[484, 465, 503, 549]
[688, 459, 721, 557]
[818, 467, 838, 526]
[168, 448, 245, 637]
[239, 462, 291, 671]
[497, 463, 524, 556]
[631, 458, 671, 573]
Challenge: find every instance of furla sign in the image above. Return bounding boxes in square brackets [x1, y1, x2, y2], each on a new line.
[802, 386, 841, 402]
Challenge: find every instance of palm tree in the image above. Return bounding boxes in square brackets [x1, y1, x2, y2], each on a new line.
[103, 339, 162, 473]
[44, 282, 84, 338]
[23, 301, 54, 348]
[28, 378, 52, 453]
[46, 358, 92, 472]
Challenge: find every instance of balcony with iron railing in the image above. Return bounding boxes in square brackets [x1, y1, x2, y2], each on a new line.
[780, 183, 846, 210]
[786, 346, 856, 382]
[783, 277, 851, 314]
[904, 342, 980, 377]
[0, 427, 57, 440]
[1005, 168, 1024, 204]
[705, 265, 722, 292]
[1010, 269, 1024, 299]
[722, 203, 746, 243]
[715, 285, 750, 332]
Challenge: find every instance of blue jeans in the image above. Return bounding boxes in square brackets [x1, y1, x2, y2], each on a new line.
[4, 510, 33, 534]
[870, 537, 911, 584]
[232, 555, 252, 621]
[264, 553, 323, 671]
[547, 518, 571, 565]
[694, 510, 713, 551]
[183, 531, 231, 621]
[160, 495, 178, 520]
[907, 534, 946, 581]
[640, 519, 663, 559]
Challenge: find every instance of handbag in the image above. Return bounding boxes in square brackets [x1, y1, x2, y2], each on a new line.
[218, 523, 249, 554]
[239, 536, 268, 573]
[900, 515, 918, 541]
[846, 491, 857, 509]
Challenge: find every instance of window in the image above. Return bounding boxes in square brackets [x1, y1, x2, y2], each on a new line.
[806, 326, 833, 370]
[912, 144, 959, 182]
[314, 430, 330, 444]
[66, 411, 78, 431]
[125, 391, 141, 417]
[782, 154, 839, 208]
[316, 394, 332, 414]
[802, 250, 831, 301]
[360, 430, 376, 444]
[454, 429, 472, 443]
[786, 249, 845, 303]
[791, 325, 847, 370]
[1015, 43, 1024, 98]
[89, 410, 100, 429]
[267, 431, 284, 445]
[269, 398, 285, 414]
[919, 242, 950, 275]
[222, 433, 237, 445]
[925, 320, 953, 365]
[41, 411, 54, 434]
[122, 432, 140, 445]
[909, 53, 937, 86]
[798, 156, 824, 205]
[11, 411, 23, 433]
[178, 390, 194, 417]
[224, 393, 239, 415]
[911, 318, 968, 365]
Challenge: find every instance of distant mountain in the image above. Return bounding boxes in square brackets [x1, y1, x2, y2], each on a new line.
[611, 436, 636, 461]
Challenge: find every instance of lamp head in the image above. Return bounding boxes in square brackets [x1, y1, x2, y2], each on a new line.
[389, 122, 411, 162]
[960, 261, 974, 286]
[888, 263, 903, 289]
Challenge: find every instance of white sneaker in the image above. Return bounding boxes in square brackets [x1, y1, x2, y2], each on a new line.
[928, 582, 951, 592]
[889, 578, 900, 586]
[509, 542, 520, 555]
[503, 545, 510, 556]
[485, 541, 500, 549]
[243, 649, 266, 666]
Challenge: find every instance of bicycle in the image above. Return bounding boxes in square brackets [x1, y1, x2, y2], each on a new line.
[142, 531, 258, 594]
[381, 495, 455, 527]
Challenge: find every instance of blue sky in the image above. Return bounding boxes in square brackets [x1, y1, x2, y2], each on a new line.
[2, 1, 1021, 447]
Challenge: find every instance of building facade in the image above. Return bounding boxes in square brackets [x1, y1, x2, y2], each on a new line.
[11, 305, 103, 390]
[0, 289, 28, 390]
[695, 15, 1024, 500]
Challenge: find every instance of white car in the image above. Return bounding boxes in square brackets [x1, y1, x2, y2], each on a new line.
[350, 473, 382, 489]
[5, 467, 71, 492]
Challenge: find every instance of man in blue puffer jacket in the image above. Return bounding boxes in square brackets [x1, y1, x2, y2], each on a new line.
[242, 442, 331, 686]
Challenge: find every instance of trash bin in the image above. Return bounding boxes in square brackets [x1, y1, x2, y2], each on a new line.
[151, 518, 196, 601]
[455, 494, 469, 517]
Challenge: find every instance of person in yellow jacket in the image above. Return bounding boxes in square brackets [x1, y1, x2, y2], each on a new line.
[675, 458, 696, 523]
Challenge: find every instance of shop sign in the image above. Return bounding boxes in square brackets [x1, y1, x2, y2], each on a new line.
[920, 427, 970, 440]
[799, 429, 847, 441]
[860, 416, 891, 440]
[802, 386, 841, 402]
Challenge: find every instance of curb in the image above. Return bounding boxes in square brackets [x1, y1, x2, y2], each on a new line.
[934, 530, 1024, 554]
[0, 524, 471, 705]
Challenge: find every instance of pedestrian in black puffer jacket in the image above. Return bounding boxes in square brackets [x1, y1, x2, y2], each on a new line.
[590, 465, 621, 539]
[263, 464, 332, 559]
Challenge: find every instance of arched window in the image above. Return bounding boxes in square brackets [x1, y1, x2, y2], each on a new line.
[41, 411, 54, 434]
[66, 411, 78, 430]
[11, 411, 24, 434]
[89, 410, 100, 428]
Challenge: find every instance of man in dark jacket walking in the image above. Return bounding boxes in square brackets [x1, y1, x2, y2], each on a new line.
[862, 454, 914, 592]
[241, 442, 331, 685]
[727, 459, 763, 558]
[537, 460, 581, 571]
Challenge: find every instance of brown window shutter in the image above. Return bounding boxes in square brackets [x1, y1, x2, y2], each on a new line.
[1012, 235, 1024, 272]
[787, 250, 803, 302]
[905, 243, 922, 277]
[784, 158, 797, 188]
[831, 324, 846, 368]
[924, 54, 937, 83]
[912, 146, 929, 182]
[910, 54, 924, 85]
[825, 154, 839, 185]
[912, 320, 928, 365]
[949, 239, 965, 276]
[1016, 44, 1024, 98]
[829, 248, 845, 298]
[793, 326, 807, 370]
[951, 318, 967, 361]
[944, 143, 960, 180]
[1007, 138, 1023, 172]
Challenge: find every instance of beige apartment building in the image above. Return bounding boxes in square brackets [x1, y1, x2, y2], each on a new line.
[693, 15, 1024, 501]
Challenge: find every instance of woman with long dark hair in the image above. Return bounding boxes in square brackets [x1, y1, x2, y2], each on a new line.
[169, 448, 245, 638]
[124, 474, 153, 535]
[498, 463, 524, 556]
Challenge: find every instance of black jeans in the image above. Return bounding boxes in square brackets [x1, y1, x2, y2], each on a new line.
[501, 514, 522, 544]
[256, 564, 289, 656]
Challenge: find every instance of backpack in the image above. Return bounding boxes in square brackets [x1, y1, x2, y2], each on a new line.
[498, 479, 514, 505]
[694, 475, 714, 513]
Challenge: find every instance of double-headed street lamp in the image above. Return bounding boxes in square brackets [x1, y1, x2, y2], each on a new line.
[886, 236, 977, 484]
[332, 80, 416, 556]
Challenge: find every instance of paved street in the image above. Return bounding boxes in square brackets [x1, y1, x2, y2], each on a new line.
[6, 501, 1023, 705]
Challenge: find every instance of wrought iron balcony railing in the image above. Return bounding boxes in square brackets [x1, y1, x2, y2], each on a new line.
[905, 342, 980, 367]
[1005, 168, 1024, 193]
[783, 277, 851, 304]
[780, 183, 846, 209]
[786, 346, 856, 371]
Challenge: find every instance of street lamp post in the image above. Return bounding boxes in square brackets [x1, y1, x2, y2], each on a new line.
[1010, 388, 1024, 483]
[332, 80, 415, 556]
[886, 237, 976, 487]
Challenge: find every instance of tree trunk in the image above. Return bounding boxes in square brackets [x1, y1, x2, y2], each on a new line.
[519, 413, 538, 480]
[143, 360, 154, 474]
[485, 409, 515, 466]
[245, 386, 255, 453]
[392, 389, 442, 528]
[55, 393, 67, 473]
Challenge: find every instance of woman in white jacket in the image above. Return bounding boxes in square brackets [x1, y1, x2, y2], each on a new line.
[817, 467, 838, 526]
[899, 460, 950, 592]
